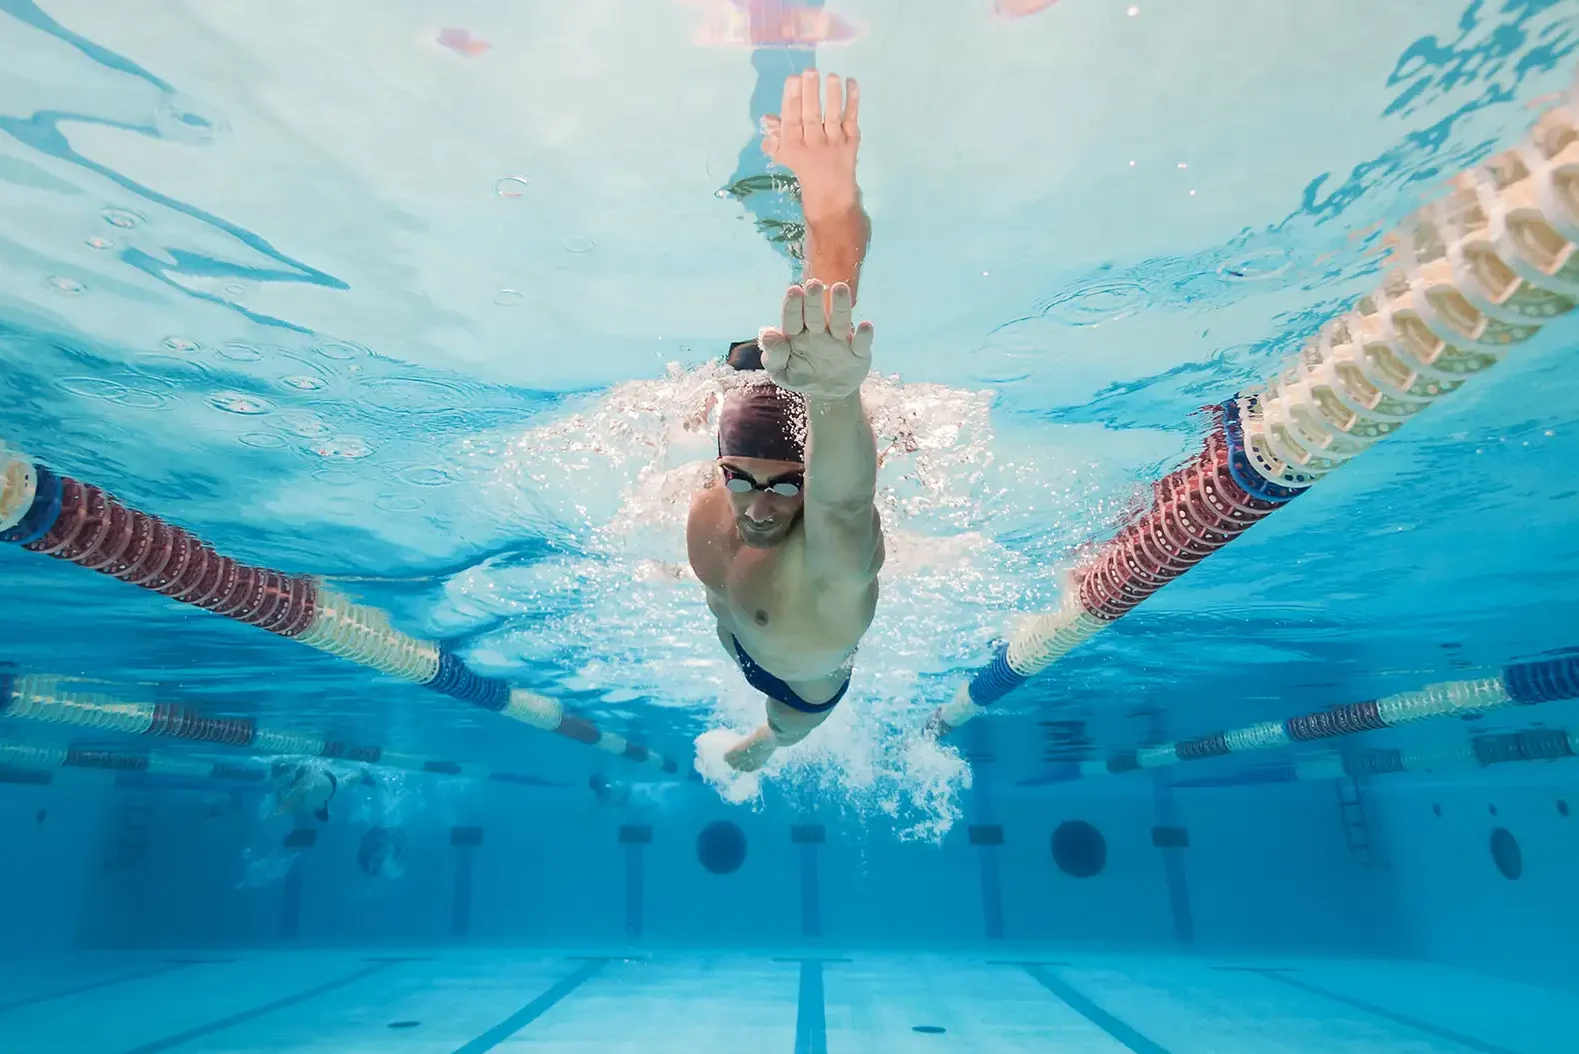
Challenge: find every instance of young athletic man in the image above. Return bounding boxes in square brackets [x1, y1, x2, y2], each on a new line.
[688, 70, 882, 773]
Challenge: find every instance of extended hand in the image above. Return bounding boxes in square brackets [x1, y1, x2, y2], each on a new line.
[762, 70, 860, 219]
[759, 280, 873, 401]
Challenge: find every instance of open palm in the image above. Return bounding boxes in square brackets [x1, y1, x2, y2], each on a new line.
[759, 280, 873, 401]
[762, 70, 860, 218]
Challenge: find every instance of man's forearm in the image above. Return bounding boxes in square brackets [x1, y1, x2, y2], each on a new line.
[805, 390, 877, 510]
[802, 198, 870, 300]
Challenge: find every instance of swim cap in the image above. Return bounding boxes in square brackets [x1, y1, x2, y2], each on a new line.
[718, 384, 806, 463]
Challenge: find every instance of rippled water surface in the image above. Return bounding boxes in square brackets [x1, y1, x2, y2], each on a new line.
[2, 0, 1578, 835]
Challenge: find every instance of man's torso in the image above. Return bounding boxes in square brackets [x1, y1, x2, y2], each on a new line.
[688, 486, 877, 701]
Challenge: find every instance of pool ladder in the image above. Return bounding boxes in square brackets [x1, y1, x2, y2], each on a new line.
[1334, 770, 1381, 869]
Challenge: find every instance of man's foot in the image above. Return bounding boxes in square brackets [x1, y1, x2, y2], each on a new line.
[724, 725, 778, 772]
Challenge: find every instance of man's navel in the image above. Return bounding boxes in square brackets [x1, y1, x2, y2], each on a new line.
[754, 609, 769, 626]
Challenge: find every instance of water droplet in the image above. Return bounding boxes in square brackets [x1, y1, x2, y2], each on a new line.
[494, 176, 530, 198]
[494, 289, 524, 306]
[163, 336, 200, 353]
[1218, 248, 1295, 281]
[314, 437, 373, 460]
[46, 276, 84, 295]
[315, 340, 370, 361]
[563, 236, 595, 254]
[132, 354, 214, 388]
[394, 463, 466, 487]
[85, 236, 115, 251]
[280, 413, 331, 437]
[155, 94, 231, 145]
[1039, 280, 1150, 327]
[360, 377, 467, 413]
[217, 342, 266, 362]
[209, 392, 274, 415]
[279, 375, 327, 392]
[101, 208, 143, 229]
[238, 432, 287, 449]
[312, 467, 359, 486]
[375, 495, 426, 513]
[59, 377, 126, 400]
[109, 387, 169, 410]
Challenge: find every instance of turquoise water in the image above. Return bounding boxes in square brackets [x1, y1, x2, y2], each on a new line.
[3, 1, 1579, 1050]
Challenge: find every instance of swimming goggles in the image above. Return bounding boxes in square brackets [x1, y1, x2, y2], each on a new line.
[722, 466, 802, 497]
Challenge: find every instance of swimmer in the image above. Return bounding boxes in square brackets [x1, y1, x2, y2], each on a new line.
[271, 760, 375, 822]
[689, 71, 883, 774]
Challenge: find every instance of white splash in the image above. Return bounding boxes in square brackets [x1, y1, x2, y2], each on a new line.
[433, 362, 1098, 838]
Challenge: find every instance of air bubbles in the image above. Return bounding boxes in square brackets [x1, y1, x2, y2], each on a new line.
[217, 342, 267, 362]
[155, 94, 231, 145]
[313, 436, 373, 460]
[1039, 280, 1149, 327]
[59, 377, 127, 400]
[494, 289, 524, 307]
[563, 236, 595, 254]
[46, 275, 84, 295]
[162, 336, 201, 353]
[209, 392, 274, 415]
[85, 236, 115, 251]
[101, 208, 143, 229]
[494, 176, 530, 198]
[237, 432, 287, 449]
[374, 495, 426, 513]
[315, 340, 370, 361]
[279, 374, 327, 392]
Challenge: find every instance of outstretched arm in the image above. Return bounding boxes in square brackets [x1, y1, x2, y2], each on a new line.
[764, 70, 870, 300]
[761, 282, 882, 578]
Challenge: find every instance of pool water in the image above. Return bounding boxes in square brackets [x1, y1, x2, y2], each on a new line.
[3, 1, 1579, 1051]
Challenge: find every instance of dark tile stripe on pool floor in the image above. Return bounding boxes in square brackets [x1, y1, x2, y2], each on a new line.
[119, 958, 409, 1054]
[1251, 969, 1523, 1054]
[448, 957, 609, 1054]
[1020, 963, 1173, 1054]
[0, 960, 221, 1016]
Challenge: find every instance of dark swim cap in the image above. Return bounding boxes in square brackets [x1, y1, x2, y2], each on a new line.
[718, 384, 806, 463]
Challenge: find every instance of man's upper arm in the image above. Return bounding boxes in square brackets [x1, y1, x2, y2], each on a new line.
[804, 502, 884, 580]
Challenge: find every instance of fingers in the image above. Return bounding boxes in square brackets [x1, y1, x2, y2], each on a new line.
[801, 279, 827, 333]
[824, 74, 845, 144]
[827, 281, 854, 336]
[780, 284, 808, 337]
[842, 77, 861, 140]
[799, 69, 823, 142]
[780, 77, 805, 148]
[758, 328, 791, 375]
[851, 320, 875, 364]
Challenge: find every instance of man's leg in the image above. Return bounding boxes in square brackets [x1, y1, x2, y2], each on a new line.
[724, 698, 832, 772]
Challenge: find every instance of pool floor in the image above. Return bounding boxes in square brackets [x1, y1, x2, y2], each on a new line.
[0, 950, 1570, 1053]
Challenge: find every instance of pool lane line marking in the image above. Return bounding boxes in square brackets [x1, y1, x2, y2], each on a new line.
[0, 959, 230, 1015]
[794, 958, 827, 1054]
[1248, 969, 1523, 1054]
[449, 957, 610, 1054]
[1020, 963, 1173, 1054]
[119, 958, 411, 1054]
